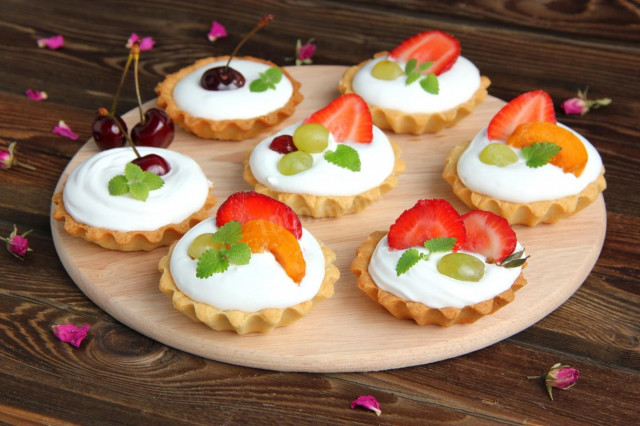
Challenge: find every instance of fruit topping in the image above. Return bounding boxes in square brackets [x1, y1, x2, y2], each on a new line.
[278, 151, 313, 176]
[187, 233, 224, 259]
[293, 123, 329, 153]
[479, 143, 518, 167]
[388, 30, 460, 76]
[487, 90, 556, 141]
[240, 219, 305, 283]
[216, 191, 302, 239]
[460, 210, 516, 263]
[388, 199, 466, 251]
[269, 134, 298, 154]
[193, 221, 252, 278]
[371, 59, 404, 80]
[507, 121, 588, 176]
[131, 108, 175, 148]
[395, 237, 457, 276]
[437, 252, 485, 282]
[93, 110, 127, 150]
[306, 94, 373, 143]
[130, 153, 171, 176]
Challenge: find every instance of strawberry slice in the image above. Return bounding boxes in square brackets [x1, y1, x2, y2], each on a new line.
[216, 191, 302, 239]
[459, 210, 516, 262]
[487, 90, 556, 141]
[387, 199, 466, 250]
[388, 30, 460, 75]
[305, 93, 373, 143]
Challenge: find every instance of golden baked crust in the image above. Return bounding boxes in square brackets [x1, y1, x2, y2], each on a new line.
[155, 56, 303, 141]
[443, 142, 607, 226]
[338, 52, 491, 134]
[51, 191, 217, 251]
[351, 231, 528, 327]
[158, 240, 339, 334]
[243, 139, 406, 217]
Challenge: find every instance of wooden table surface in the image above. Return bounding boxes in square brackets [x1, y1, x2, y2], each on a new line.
[1, 1, 638, 424]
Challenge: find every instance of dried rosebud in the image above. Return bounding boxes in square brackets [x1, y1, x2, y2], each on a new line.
[561, 88, 611, 115]
[528, 362, 580, 400]
[0, 141, 36, 171]
[1, 224, 33, 259]
[295, 39, 316, 66]
[52, 323, 90, 348]
[126, 33, 155, 51]
[350, 395, 381, 416]
[208, 21, 227, 42]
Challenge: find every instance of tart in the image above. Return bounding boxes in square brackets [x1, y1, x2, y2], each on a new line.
[155, 56, 303, 140]
[339, 30, 490, 134]
[52, 147, 215, 251]
[351, 199, 528, 326]
[443, 90, 607, 226]
[159, 192, 339, 334]
[243, 93, 406, 217]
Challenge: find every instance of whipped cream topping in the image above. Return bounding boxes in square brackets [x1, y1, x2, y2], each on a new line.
[172, 59, 294, 120]
[351, 55, 482, 113]
[456, 124, 603, 203]
[170, 219, 326, 311]
[368, 235, 524, 309]
[249, 122, 395, 196]
[62, 147, 211, 231]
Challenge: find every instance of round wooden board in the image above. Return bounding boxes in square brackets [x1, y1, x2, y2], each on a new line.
[51, 65, 606, 372]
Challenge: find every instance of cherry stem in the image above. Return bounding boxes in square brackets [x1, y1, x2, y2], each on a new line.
[131, 43, 145, 125]
[110, 46, 135, 115]
[224, 14, 274, 73]
[102, 108, 141, 159]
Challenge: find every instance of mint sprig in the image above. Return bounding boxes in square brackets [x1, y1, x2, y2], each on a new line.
[404, 59, 439, 94]
[396, 237, 457, 276]
[522, 142, 562, 168]
[196, 221, 251, 279]
[249, 67, 283, 92]
[324, 144, 361, 172]
[108, 163, 164, 201]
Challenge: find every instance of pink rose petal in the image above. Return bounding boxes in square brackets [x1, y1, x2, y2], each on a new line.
[350, 395, 381, 416]
[126, 33, 155, 51]
[25, 89, 48, 101]
[208, 21, 227, 42]
[37, 35, 64, 50]
[52, 323, 90, 348]
[52, 120, 79, 140]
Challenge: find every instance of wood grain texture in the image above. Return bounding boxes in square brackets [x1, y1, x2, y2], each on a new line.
[1, 0, 638, 424]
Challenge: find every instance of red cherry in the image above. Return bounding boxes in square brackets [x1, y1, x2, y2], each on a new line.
[269, 135, 297, 154]
[92, 112, 127, 150]
[131, 108, 175, 148]
[130, 153, 170, 176]
[201, 66, 246, 91]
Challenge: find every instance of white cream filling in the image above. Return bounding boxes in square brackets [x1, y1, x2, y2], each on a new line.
[170, 219, 326, 311]
[62, 147, 211, 231]
[172, 59, 294, 120]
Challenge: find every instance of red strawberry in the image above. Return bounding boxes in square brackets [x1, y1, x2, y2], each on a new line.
[305, 93, 373, 143]
[388, 199, 466, 250]
[459, 210, 516, 262]
[388, 30, 460, 76]
[487, 90, 556, 141]
[216, 191, 302, 239]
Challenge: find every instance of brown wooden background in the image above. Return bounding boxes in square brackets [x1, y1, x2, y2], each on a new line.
[1, 0, 638, 424]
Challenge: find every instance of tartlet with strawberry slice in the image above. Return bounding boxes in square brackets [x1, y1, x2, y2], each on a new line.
[443, 90, 607, 225]
[158, 191, 339, 334]
[243, 93, 406, 217]
[351, 199, 528, 326]
[338, 30, 491, 134]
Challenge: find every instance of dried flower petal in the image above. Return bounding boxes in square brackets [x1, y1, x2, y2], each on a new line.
[126, 33, 155, 51]
[1, 224, 33, 259]
[208, 21, 228, 42]
[52, 323, 90, 348]
[0, 148, 10, 168]
[561, 88, 611, 115]
[37, 35, 64, 50]
[528, 362, 580, 400]
[350, 395, 381, 416]
[25, 89, 48, 101]
[295, 39, 316, 66]
[52, 120, 79, 140]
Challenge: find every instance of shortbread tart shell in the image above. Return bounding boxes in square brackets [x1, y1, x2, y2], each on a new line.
[351, 231, 528, 327]
[51, 191, 217, 251]
[243, 139, 406, 218]
[155, 56, 303, 141]
[158, 240, 339, 334]
[338, 52, 491, 134]
[443, 142, 607, 226]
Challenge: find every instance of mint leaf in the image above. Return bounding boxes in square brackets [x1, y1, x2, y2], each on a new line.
[212, 221, 243, 244]
[265, 67, 282, 84]
[196, 249, 229, 278]
[396, 249, 424, 276]
[249, 67, 282, 92]
[324, 144, 361, 172]
[396, 237, 457, 275]
[108, 175, 129, 196]
[124, 162, 144, 181]
[141, 171, 164, 191]
[522, 142, 562, 168]
[405, 59, 417, 74]
[226, 242, 251, 265]
[250, 79, 269, 92]
[424, 237, 456, 253]
[405, 71, 421, 85]
[109, 162, 165, 202]
[128, 181, 150, 201]
[420, 73, 439, 94]
[419, 61, 434, 71]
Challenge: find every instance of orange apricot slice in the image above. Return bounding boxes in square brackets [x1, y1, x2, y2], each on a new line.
[507, 121, 588, 176]
[240, 219, 306, 284]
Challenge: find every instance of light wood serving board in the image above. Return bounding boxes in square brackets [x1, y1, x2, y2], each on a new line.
[51, 66, 606, 372]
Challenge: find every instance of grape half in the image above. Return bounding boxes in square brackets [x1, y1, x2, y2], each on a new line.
[188, 233, 224, 259]
[371, 60, 404, 80]
[278, 151, 313, 175]
[293, 123, 329, 153]
[437, 253, 485, 282]
[479, 143, 518, 167]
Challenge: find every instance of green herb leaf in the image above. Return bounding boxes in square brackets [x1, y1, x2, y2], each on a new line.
[522, 142, 562, 168]
[249, 67, 283, 92]
[396, 248, 424, 276]
[405, 59, 417, 74]
[324, 144, 361, 172]
[405, 71, 421, 85]
[424, 237, 456, 253]
[497, 249, 529, 268]
[108, 175, 129, 196]
[249, 79, 269, 92]
[195, 222, 253, 278]
[211, 220, 243, 244]
[141, 171, 164, 191]
[226, 242, 251, 265]
[124, 162, 144, 181]
[196, 249, 230, 278]
[265, 67, 282, 84]
[108, 163, 165, 202]
[128, 181, 150, 201]
[418, 61, 434, 71]
[420, 73, 439, 94]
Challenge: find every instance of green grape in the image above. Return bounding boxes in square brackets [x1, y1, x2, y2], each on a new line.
[437, 253, 485, 282]
[188, 233, 223, 259]
[479, 143, 518, 167]
[292, 123, 329, 153]
[371, 59, 404, 80]
[277, 151, 313, 175]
